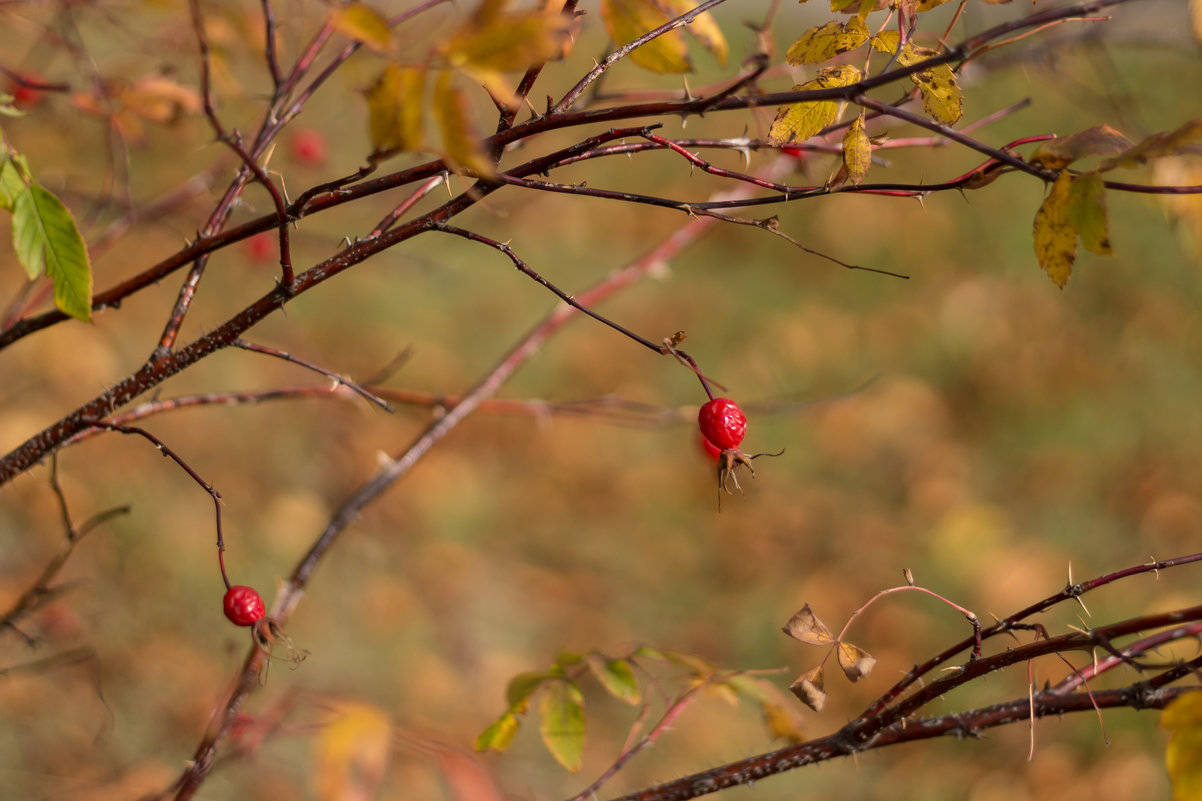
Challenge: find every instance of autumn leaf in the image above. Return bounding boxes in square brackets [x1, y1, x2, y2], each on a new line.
[768, 65, 862, 146]
[842, 112, 871, 185]
[313, 703, 392, 801]
[785, 18, 870, 66]
[1066, 171, 1112, 256]
[329, 2, 393, 53]
[1032, 170, 1077, 288]
[365, 64, 425, 156]
[781, 603, 835, 645]
[836, 641, 877, 681]
[725, 675, 807, 744]
[661, 0, 728, 66]
[788, 665, 827, 712]
[433, 73, 497, 177]
[600, 0, 691, 73]
[1100, 117, 1202, 170]
[443, 4, 571, 106]
[1030, 124, 1133, 170]
[1163, 691, 1202, 801]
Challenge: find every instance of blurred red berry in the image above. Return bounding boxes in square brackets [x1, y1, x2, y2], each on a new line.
[244, 231, 275, 263]
[223, 585, 266, 627]
[698, 398, 747, 451]
[289, 127, 329, 167]
[699, 431, 722, 462]
[7, 72, 45, 109]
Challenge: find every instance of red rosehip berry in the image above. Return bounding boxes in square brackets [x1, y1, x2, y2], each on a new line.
[289, 127, 329, 167]
[7, 72, 45, 109]
[223, 585, 266, 627]
[243, 231, 274, 263]
[698, 398, 747, 451]
[699, 431, 722, 462]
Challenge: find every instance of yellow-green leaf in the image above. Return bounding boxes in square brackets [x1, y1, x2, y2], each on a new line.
[1030, 124, 1133, 170]
[1033, 170, 1077, 288]
[0, 157, 28, 211]
[600, 0, 691, 73]
[1165, 692, 1202, 801]
[842, 112, 871, 185]
[1066, 171, 1112, 255]
[475, 711, 521, 752]
[660, 0, 728, 66]
[916, 0, 953, 9]
[1101, 117, 1202, 170]
[539, 680, 585, 772]
[767, 65, 862, 146]
[505, 670, 554, 708]
[365, 64, 425, 156]
[785, 18, 870, 66]
[12, 185, 92, 321]
[329, 2, 393, 53]
[586, 654, 640, 705]
[434, 75, 496, 177]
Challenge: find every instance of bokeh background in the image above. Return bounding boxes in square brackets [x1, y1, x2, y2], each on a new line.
[0, 0, 1200, 799]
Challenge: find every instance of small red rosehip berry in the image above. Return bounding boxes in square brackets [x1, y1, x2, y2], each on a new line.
[289, 127, 329, 167]
[243, 231, 274, 263]
[698, 398, 747, 451]
[223, 585, 266, 627]
[699, 431, 722, 462]
[8, 72, 46, 109]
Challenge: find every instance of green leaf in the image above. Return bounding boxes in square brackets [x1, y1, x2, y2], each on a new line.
[475, 711, 521, 752]
[1066, 171, 1112, 256]
[12, 184, 92, 320]
[329, 2, 393, 53]
[539, 680, 585, 772]
[785, 18, 870, 66]
[600, 0, 691, 73]
[1032, 170, 1076, 288]
[586, 654, 640, 705]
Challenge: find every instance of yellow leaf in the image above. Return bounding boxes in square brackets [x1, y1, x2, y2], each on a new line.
[767, 64, 862, 146]
[785, 18, 870, 66]
[1030, 124, 1133, 170]
[1101, 117, 1202, 170]
[911, 61, 962, 125]
[1033, 170, 1077, 288]
[600, 0, 691, 73]
[661, 0, 728, 66]
[842, 112, 871, 185]
[329, 2, 393, 53]
[434, 73, 496, 177]
[443, 9, 570, 74]
[365, 64, 425, 157]
[1066, 171, 1112, 256]
[916, 0, 953, 9]
[870, 30, 900, 56]
[119, 76, 202, 124]
[314, 703, 392, 801]
[1164, 692, 1202, 801]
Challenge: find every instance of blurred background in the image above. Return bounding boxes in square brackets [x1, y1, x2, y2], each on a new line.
[0, 0, 1200, 799]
